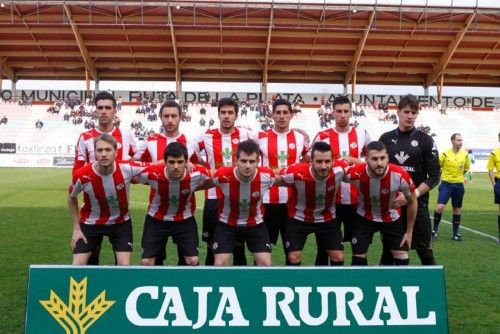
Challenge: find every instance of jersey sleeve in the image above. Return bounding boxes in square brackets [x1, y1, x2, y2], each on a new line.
[126, 130, 139, 158]
[422, 136, 441, 190]
[399, 169, 416, 197]
[486, 151, 496, 171]
[463, 153, 470, 172]
[134, 139, 151, 162]
[439, 152, 446, 168]
[361, 129, 372, 157]
[73, 134, 89, 172]
[68, 173, 83, 198]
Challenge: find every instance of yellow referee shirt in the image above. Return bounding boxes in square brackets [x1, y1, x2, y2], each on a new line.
[439, 148, 469, 183]
[487, 148, 500, 178]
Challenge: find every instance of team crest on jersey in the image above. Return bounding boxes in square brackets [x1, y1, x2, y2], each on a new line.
[276, 150, 288, 164]
[251, 191, 260, 198]
[232, 138, 240, 145]
[316, 194, 326, 205]
[222, 148, 233, 161]
[395, 151, 410, 164]
[117, 142, 122, 149]
[350, 142, 358, 149]
[411, 140, 419, 147]
[107, 195, 119, 208]
[289, 143, 296, 150]
[327, 186, 335, 192]
[116, 183, 124, 190]
[181, 188, 190, 195]
[212, 242, 218, 250]
[371, 196, 380, 204]
[381, 188, 390, 195]
[239, 199, 250, 210]
[351, 237, 358, 245]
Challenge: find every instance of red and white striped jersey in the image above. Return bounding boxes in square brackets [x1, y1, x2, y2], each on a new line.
[344, 163, 415, 223]
[133, 133, 196, 162]
[69, 161, 146, 225]
[258, 129, 308, 204]
[136, 164, 210, 222]
[195, 127, 254, 199]
[73, 127, 137, 172]
[281, 162, 345, 223]
[312, 127, 372, 205]
[213, 166, 275, 226]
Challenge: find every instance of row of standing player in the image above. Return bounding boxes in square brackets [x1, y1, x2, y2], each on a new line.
[70, 92, 441, 266]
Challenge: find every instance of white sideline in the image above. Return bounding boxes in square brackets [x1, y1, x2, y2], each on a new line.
[130, 201, 499, 242]
[441, 219, 498, 242]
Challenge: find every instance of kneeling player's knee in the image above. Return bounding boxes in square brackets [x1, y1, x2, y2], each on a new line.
[141, 258, 155, 266]
[185, 256, 199, 266]
[287, 251, 302, 264]
[416, 248, 436, 265]
[328, 250, 344, 262]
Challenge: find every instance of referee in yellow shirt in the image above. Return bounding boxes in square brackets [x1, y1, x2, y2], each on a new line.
[432, 133, 470, 241]
[487, 132, 500, 243]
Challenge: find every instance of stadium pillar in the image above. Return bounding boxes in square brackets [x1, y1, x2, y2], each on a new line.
[424, 86, 429, 97]
[436, 74, 444, 103]
[12, 79, 17, 101]
[343, 84, 348, 95]
[85, 69, 90, 98]
[0, 69, 2, 92]
[95, 79, 100, 92]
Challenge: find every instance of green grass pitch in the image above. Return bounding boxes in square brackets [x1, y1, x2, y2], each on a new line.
[0, 168, 498, 333]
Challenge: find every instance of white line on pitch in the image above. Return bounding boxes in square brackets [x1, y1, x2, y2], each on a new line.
[441, 219, 498, 241]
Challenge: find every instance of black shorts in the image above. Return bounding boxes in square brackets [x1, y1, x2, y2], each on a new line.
[74, 219, 133, 254]
[399, 203, 432, 250]
[141, 215, 199, 259]
[284, 217, 343, 252]
[437, 181, 465, 208]
[351, 214, 407, 255]
[212, 222, 271, 254]
[202, 199, 219, 243]
[263, 203, 288, 245]
[336, 204, 357, 242]
[494, 178, 500, 204]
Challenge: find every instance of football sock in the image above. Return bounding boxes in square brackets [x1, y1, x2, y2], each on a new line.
[314, 249, 329, 266]
[351, 256, 368, 266]
[287, 261, 301, 266]
[452, 214, 461, 235]
[330, 260, 344, 266]
[416, 248, 436, 265]
[394, 258, 410, 266]
[433, 211, 442, 232]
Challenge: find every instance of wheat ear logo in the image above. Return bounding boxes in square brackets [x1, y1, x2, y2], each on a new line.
[39, 277, 115, 334]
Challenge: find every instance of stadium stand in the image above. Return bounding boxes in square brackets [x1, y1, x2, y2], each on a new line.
[2, 100, 498, 161]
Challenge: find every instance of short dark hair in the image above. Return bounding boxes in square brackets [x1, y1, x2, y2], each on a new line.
[366, 141, 387, 154]
[236, 139, 260, 159]
[451, 133, 461, 141]
[311, 141, 332, 160]
[398, 94, 419, 111]
[332, 96, 351, 109]
[272, 98, 292, 113]
[94, 133, 117, 149]
[94, 91, 116, 108]
[159, 100, 182, 117]
[164, 142, 188, 161]
[218, 97, 239, 116]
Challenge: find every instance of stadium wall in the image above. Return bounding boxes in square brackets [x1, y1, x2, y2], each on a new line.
[1, 89, 499, 108]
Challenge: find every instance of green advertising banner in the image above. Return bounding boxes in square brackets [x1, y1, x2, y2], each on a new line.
[25, 265, 448, 334]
